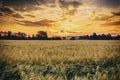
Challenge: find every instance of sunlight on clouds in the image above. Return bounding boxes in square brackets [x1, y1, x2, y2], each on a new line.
[0, 0, 120, 36]
[59, 20, 78, 31]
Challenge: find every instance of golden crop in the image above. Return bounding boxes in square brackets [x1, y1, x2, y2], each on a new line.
[0, 40, 120, 80]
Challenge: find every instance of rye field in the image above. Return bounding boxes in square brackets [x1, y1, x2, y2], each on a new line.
[0, 40, 120, 80]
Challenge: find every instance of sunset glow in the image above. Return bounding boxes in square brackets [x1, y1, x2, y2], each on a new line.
[0, 0, 120, 37]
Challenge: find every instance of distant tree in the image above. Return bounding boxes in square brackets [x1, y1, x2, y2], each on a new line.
[49, 37, 61, 40]
[101, 34, 106, 40]
[62, 37, 66, 40]
[93, 33, 97, 36]
[0, 31, 2, 37]
[18, 32, 22, 37]
[37, 31, 48, 40]
[116, 35, 120, 40]
[7, 31, 12, 36]
[32, 34, 35, 40]
[0, 31, 120, 40]
[27, 35, 31, 40]
[106, 33, 112, 40]
[17, 32, 26, 39]
[4, 31, 7, 36]
[70, 37, 75, 40]
[92, 33, 97, 40]
[21, 33, 27, 38]
[107, 33, 111, 37]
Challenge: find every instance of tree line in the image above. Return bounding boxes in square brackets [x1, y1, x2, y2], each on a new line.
[70, 33, 120, 40]
[0, 31, 61, 40]
[0, 31, 120, 40]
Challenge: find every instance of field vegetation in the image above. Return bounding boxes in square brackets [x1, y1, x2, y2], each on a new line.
[0, 40, 120, 80]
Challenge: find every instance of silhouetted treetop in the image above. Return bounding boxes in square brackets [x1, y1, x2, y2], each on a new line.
[0, 31, 120, 40]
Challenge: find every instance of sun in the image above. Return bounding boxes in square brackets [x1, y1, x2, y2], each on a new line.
[60, 20, 77, 31]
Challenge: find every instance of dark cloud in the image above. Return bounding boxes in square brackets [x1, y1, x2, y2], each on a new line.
[0, 12, 3, 16]
[72, 1, 83, 8]
[59, 0, 82, 15]
[59, 0, 82, 9]
[0, 1, 2, 7]
[12, 13, 24, 19]
[25, 14, 35, 17]
[0, 6, 24, 18]
[1, 0, 38, 11]
[92, 14, 113, 21]
[103, 21, 120, 26]
[94, 0, 120, 8]
[0, 0, 82, 16]
[1, 0, 55, 11]
[16, 19, 56, 27]
[112, 12, 120, 16]
[0, 7, 14, 14]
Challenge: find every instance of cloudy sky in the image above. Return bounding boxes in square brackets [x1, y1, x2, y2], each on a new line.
[0, 0, 120, 37]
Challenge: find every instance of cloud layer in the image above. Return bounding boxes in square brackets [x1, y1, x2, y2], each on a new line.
[58, 0, 82, 15]
[16, 19, 56, 27]
[0, 0, 120, 36]
[95, 0, 120, 8]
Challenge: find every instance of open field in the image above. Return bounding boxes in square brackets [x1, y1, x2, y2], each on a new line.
[0, 40, 120, 80]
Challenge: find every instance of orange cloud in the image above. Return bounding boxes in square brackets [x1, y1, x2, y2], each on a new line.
[16, 19, 56, 27]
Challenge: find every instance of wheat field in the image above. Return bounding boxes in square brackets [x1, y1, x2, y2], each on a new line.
[0, 40, 120, 80]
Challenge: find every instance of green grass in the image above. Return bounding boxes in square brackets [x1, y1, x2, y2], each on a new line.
[0, 40, 120, 80]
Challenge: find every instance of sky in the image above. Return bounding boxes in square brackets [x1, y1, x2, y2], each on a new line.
[0, 0, 120, 37]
